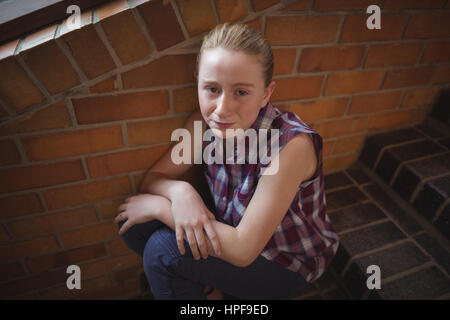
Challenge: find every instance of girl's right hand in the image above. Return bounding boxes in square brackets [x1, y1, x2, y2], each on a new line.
[170, 183, 222, 260]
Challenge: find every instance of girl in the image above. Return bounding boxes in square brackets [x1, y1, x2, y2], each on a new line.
[115, 23, 339, 300]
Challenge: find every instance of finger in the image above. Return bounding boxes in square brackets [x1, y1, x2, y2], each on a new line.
[114, 212, 125, 224]
[118, 220, 133, 236]
[207, 210, 215, 220]
[203, 220, 222, 256]
[193, 227, 208, 259]
[175, 225, 186, 255]
[185, 228, 201, 260]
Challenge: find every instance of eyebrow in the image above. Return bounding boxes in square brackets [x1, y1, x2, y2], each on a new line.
[202, 80, 255, 88]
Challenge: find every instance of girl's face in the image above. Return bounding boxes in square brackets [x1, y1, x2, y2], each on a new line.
[197, 47, 276, 139]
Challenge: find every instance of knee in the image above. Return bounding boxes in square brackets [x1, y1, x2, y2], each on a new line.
[117, 220, 145, 256]
[143, 228, 182, 274]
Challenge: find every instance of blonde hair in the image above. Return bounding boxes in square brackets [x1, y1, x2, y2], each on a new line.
[196, 23, 274, 88]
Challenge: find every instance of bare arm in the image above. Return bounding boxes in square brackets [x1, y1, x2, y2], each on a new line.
[154, 133, 317, 267]
[153, 194, 247, 267]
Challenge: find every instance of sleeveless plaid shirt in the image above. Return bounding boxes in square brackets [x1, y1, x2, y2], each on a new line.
[203, 102, 339, 283]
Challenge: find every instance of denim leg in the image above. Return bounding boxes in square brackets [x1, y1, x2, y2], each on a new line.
[117, 219, 164, 257]
[143, 227, 310, 300]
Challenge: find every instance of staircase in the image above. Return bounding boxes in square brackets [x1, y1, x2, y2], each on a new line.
[326, 108, 450, 299]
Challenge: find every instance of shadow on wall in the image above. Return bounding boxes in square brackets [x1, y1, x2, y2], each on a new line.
[431, 89, 450, 125]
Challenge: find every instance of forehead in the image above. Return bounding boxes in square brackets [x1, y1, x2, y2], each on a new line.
[198, 47, 263, 84]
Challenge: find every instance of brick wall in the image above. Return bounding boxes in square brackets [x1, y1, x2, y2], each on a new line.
[0, 0, 449, 299]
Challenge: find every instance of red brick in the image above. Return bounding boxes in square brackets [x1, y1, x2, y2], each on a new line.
[25, 243, 106, 274]
[173, 86, 199, 113]
[271, 76, 324, 102]
[312, 116, 370, 138]
[314, 0, 382, 10]
[0, 267, 66, 298]
[73, 91, 169, 124]
[62, 25, 116, 80]
[77, 274, 113, 295]
[122, 54, 197, 88]
[0, 261, 25, 282]
[59, 222, 118, 249]
[421, 41, 450, 63]
[382, 67, 434, 89]
[107, 238, 132, 255]
[404, 12, 450, 39]
[284, 0, 309, 11]
[333, 134, 366, 154]
[0, 193, 44, 220]
[137, 0, 185, 50]
[86, 145, 170, 178]
[216, 0, 248, 23]
[80, 253, 140, 279]
[0, 224, 9, 242]
[0, 236, 60, 261]
[323, 153, 358, 173]
[0, 160, 85, 194]
[368, 109, 417, 129]
[0, 101, 72, 137]
[177, 0, 216, 36]
[0, 58, 45, 112]
[43, 176, 131, 210]
[251, 0, 279, 11]
[90, 76, 118, 93]
[20, 24, 56, 51]
[100, 10, 151, 65]
[23, 41, 80, 94]
[412, 105, 432, 123]
[340, 14, 408, 42]
[265, 15, 341, 45]
[364, 43, 422, 67]
[383, 0, 444, 9]
[325, 70, 384, 95]
[22, 126, 123, 161]
[96, 0, 129, 20]
[98, 197, 127, 220]
[245, 17, 263, 32]
[400, 87, 440, 108]
[348, 91, 401, 115]
[299, 45, 364, 72]
[114, 264, 142, 282]
[290, 98, 349, 122]
[80, 277, 140, 299]
[0, 139, 21, 166]
[273, 48, 297, 75]
[8, 206, 98, 239]
[127, 117, 187, 146]
[431, 65, 450, 84]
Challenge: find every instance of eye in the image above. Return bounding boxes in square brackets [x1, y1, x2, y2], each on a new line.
[205, 87, 219, 94]
[236, 90, 248, 96]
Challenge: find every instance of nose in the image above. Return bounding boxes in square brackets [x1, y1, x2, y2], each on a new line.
[215, 92, 234, 119]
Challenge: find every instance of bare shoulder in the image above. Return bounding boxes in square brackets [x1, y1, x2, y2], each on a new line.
[281, 133, 317, 182]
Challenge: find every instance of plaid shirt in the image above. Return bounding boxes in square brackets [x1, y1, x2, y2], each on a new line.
[203, 102, 339, 283]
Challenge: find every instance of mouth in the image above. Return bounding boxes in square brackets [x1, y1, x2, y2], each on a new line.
[213, 120, 235, 129]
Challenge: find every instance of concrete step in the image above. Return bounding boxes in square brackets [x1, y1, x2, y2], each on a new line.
[359, 119, 450, 240]
[326, 161, 450, 299]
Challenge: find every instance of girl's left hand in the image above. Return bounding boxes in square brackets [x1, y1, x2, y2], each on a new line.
[114, 194, 163, 235]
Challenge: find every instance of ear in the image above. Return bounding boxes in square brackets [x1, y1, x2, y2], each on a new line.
[261, 81, 276, 108]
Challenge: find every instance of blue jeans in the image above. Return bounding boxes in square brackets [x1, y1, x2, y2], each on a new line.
[118, 219, 309, 300]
